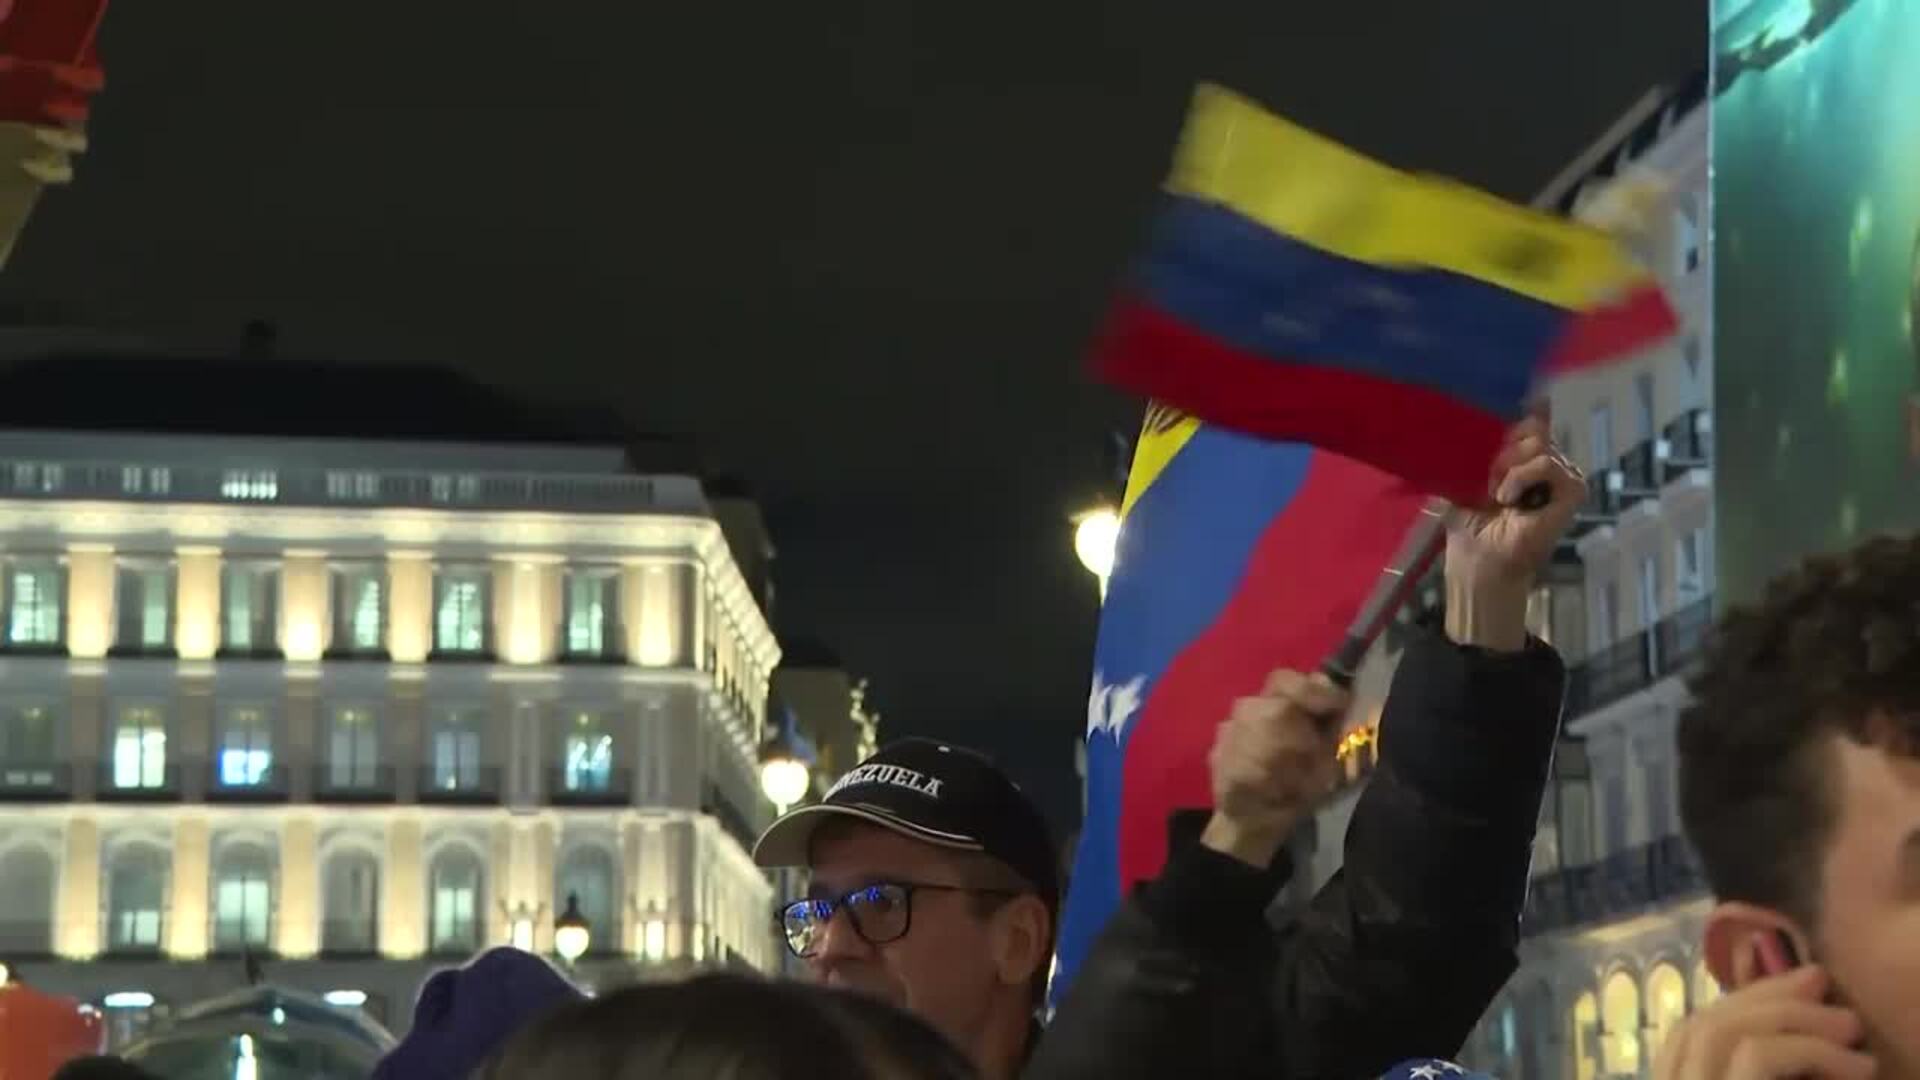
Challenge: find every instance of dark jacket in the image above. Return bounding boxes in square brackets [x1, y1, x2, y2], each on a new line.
[1027, 628, 1565, 1080]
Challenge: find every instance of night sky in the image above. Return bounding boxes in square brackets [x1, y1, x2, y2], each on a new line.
[2, 1, 1705, 830]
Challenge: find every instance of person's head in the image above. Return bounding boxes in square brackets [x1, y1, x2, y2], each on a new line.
[478, 974, 977, 1080]
[752, 739, 1057, 1074]
[370, 947, 586, 1080]
[1678, 533, 1920, 1074]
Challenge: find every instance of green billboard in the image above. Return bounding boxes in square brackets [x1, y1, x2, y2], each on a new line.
[1713, 0, 1920, 602]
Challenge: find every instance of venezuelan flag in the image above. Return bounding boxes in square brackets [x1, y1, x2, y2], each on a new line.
[0, 0, 110, 128]
[1050, 404, 1428, 1004]
[1095, 84, 1678, 506]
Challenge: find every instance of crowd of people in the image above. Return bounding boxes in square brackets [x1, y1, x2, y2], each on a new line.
[53, 419, 1920, 1078]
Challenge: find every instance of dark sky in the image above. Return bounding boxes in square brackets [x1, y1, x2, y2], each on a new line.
[3, 1, 1705, 830]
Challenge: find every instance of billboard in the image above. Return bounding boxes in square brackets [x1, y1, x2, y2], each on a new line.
[1712, 0, 1920, 603]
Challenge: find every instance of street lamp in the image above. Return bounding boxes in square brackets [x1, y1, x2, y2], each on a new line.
[760, 718, 812, 815]
[1074, 506, 1120, 597]
[553, 893, 591, 965]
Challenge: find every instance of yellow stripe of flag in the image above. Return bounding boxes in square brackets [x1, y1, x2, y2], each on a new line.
[1166, 84, 1649, 311]
[1120, 404, 1201, 518]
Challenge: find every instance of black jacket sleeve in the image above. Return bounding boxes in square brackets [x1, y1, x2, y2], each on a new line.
[1026, 627, 1564, 1080]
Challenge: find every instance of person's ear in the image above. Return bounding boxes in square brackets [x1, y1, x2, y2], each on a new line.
[1703, 900, 1810, 990]
[990, 895, 1051, 988]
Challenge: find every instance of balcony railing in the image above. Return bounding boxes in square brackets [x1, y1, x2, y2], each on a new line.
[1523, 833, 1706, 936]
[416, 766, 501, 805]
[319, 920, 380, 957]
[95, 763, 183, 802]
[548, 767, 632, 807]
[1566, 597, 1714, 716]
[1614, 441, 1661, 506]
[313, 764, 398, 803]
[0, 457, 680, 517]
[0, 761, 71, 800]
[0, 920, 53, 957]
[206, 763, 292, 803]
[1662, 408, 1712, 477]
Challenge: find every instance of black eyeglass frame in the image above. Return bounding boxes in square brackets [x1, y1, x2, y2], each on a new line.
[775, 880, 1021, 958]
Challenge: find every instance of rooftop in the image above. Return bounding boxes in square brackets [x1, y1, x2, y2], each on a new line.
[0, 326, 698, 473]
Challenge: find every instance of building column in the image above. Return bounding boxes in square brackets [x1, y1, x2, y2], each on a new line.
[383, 819, 424, 959]
[174, 548, 221, 661]
[55, 815, 101, 959]
[387, 553, 432, 664]
[177, 676, 213, 802]
[280, 553, 330, 662]
[167, 814, 210, 959]
[286, 679, 318, 801]
[392, 681, 424, 803]
[278, 815, 319, 958]
[69, 673, 104, 801]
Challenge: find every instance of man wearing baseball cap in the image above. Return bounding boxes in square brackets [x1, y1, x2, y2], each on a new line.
[753, 737, 1058, 1080]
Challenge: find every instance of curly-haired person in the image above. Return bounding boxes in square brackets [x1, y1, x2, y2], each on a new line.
[1658, 533, 1920, 1080]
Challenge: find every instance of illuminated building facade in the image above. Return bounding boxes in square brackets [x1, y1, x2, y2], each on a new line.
[1303, 70, 1716, 1079]
[0, 413, 783, 1038]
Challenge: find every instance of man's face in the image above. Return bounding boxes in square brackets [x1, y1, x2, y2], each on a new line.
[1815, 734, 1920, 1076]
[803, 822, 1008, 1046]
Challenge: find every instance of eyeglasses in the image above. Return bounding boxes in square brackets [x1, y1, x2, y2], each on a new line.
[777, 881, 1019, 959]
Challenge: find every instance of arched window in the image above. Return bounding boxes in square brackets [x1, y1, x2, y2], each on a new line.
[555, 846, 617, 956]
[1571, 990, 1600, 1080]
[1602, 970, 1644, 1076]
[1646, 962, 1688, 1064]
[212, 845, 274, 951]
[0, 846, 55, 952]
[429, 846, 484, 955]
[321, 849, 380, 954]
[1692, 958, 1722, 1010]
[107, 846, 168, 952]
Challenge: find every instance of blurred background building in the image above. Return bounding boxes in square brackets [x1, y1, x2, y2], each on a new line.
[0, 349, 786, 1042]
[1299, 67, 1715, 1080]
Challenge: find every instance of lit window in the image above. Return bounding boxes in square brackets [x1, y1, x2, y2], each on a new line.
[112, 708, 167, 790]
[330, 565, 386, 654]
[328, 707, 380, 789]
[429, 850, 482, 953]
[433, 569, 490, 654]
[107, 849, 166, 951]
[563, 713, 613, 793]
[114, 563, 174, 652]
[430, 710, 482, 790]
[564, 570, 620, 657]
[223, 563, 280, 654]
[220, 470, 278, 501]
[5, 561, 63, 647]
[218, 707, 273, 787]
[429, 474, 482, 504]
[213, 850, 273, 950]
[322, 852, 379, 953]
[324, 472, 381, 501]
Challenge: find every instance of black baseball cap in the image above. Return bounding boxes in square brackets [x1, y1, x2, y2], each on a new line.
[752, 738, 1060, 911]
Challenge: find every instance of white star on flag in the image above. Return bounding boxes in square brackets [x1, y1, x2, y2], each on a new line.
[1086, 673, 1147, 741]
[1409, 1067, 1442, 1080]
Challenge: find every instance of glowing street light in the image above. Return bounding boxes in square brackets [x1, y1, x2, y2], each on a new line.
[554, 893, 591, 964]
[1074, 507, 1121, 596]
[760, 753, 810, 815]
[759, 718, 812, 815]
